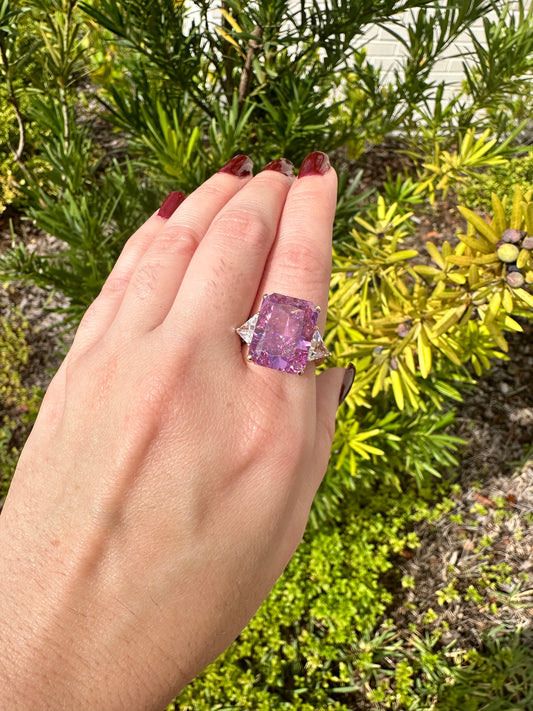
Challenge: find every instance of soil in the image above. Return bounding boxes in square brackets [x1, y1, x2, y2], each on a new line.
[1, 142, 531, 664]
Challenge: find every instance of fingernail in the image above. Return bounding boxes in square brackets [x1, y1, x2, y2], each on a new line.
[298, 151, 331, 178]
[262, 157, 295, 177]
[158, 191, 187, 219]
[338, 363, 355, 407]
[219, 154, 253, 177]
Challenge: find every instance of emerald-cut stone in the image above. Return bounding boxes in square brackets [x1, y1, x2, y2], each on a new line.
[248, 293, 319, 374]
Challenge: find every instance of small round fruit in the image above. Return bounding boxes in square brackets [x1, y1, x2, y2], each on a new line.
[506, 271, 525, 288]
[497, 243, 520, 263]
[501, 228, 526, 244]
[523, 236, 533, 250]
[397, 322, 411, 338]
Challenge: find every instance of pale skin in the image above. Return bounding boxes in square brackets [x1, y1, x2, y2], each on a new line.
[0, 153, 349, 711]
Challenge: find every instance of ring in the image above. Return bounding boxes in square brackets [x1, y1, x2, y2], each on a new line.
[236, 292, 330, 375]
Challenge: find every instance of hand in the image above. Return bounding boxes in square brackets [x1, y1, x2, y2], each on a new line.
[0, 153, 352, 711]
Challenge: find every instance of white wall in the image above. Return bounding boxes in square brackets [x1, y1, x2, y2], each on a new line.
[358, 2, 531, 100]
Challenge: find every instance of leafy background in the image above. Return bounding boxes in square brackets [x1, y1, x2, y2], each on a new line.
[0, 1, 532, 709]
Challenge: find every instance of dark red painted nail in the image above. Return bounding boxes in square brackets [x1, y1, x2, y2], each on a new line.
[158, 191, 187, 219]
[262, 157, 294, 177]
[219, 154, 253, 177]
[298, 151, 331, 178]
[338, 363, 355, 406]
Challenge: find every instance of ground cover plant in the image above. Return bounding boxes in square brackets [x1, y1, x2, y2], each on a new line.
[0, 1, 532, 708]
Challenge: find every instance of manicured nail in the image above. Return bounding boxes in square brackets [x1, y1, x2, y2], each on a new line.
[158, 191, 187, 219]
[298, 151, 331, 178]
[219, 154, 253, 177]
[262, 157, 295, 177]
[338, 363, 355, 406]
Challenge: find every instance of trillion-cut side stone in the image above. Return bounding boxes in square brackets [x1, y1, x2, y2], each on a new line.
[308, 330, 330, 361]
[249, 293, 319, 374]
[236, 313, 258, 344]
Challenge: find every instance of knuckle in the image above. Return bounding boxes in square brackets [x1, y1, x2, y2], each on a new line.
[213, 208, 270, 248]
[135, 371, 172, 420]
[155, 223, 201, 258]
[277, 240, 330, 286]
[130, 262, 160, 301]
[101, 272, 131, 296]
[240, 393, 307, 470]
[197, 180, 228, 204]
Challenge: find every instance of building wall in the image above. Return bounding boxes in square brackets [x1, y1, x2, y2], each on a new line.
[359, 2, 529, 100]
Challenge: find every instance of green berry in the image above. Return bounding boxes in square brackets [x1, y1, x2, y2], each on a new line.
[497, 243, 520, 263]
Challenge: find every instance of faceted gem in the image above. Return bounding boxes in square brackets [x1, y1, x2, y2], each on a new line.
[308, 330, 330, 361]
[248, 293, 319, 374]
[236, 313, 258, 344]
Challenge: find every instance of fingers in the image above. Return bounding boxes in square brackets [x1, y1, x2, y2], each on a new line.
[307, 364, 354, 496]
[111, 157, 254, 335]
[257, 152, 337, 335]
[70, 205, 185, 356]
[164, 160, 295, 345]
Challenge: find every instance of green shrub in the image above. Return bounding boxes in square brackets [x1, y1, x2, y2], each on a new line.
[457, 152, 533, 212]
[329, 187, 533, 417]
[0, 312, 41, 500]
[175, 485, 436, 711]
[1, 3, 533, 709]
[3, 1, 533, 321]
[436, 629, 533, 711]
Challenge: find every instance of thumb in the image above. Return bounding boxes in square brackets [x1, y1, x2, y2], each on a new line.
[312, 364, 355, 487]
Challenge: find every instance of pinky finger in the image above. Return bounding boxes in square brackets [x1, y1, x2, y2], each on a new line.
[69, 193, 186, 358]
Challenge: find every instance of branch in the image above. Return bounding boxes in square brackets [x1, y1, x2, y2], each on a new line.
[238, 25, 262, 113]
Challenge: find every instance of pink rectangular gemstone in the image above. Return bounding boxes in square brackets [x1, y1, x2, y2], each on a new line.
[249, 293, 319, 374]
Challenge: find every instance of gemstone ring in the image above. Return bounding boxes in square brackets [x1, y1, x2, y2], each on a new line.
[236, 292, 330, 375]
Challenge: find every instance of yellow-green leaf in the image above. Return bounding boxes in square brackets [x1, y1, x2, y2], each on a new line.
[215, 26, 247, 58]
[502, 289, 514, 313]
[457, 231, 494, 254]
[511, 185, 523, 229]
[417, 327, 432, 378]
[485, 291, 502, 325]
[484, 321, 508, 352]
[432, 304, 468, 337]
[458, 206, 499, 244]
[514, 288, 533, 309]
[390, 369, 404, 411]
[517, 249, 530, 270]
[425, 242, 444, 268]
[503, 315, 523, 332]
[385, 250, 418, 263]
[220, 7, 244, 33]
[446, 254, 473, 266]
[491, 193, 507, 235]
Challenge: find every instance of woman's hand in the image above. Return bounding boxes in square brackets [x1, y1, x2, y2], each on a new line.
[0, 153, 352, 711]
